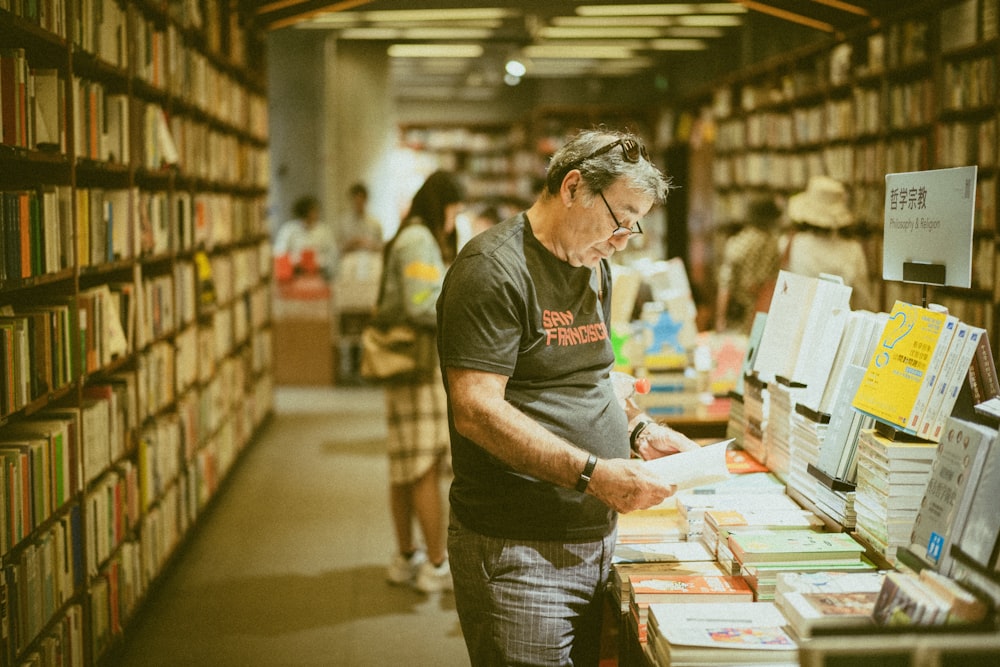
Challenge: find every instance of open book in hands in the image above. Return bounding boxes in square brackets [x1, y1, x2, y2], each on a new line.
[643, 439, 734, 491]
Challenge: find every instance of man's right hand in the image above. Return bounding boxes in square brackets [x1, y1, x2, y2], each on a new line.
[586, 457, 675, 513]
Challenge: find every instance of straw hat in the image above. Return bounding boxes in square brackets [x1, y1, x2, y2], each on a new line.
[787, 176, 854, 229]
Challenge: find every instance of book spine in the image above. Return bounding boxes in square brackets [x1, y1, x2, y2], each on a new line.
[931, 327, 985, 440]
[918, 323, 970, 441]
[909, 315, 957, 433]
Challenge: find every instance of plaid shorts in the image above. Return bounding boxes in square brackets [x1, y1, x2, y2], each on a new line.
[384, 377, 450, 485]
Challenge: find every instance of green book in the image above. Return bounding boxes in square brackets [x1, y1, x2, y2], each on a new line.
[729, 529, 866, 564]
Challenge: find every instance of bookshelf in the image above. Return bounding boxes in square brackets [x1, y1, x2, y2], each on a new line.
[0, 2, 272, 664]
[397, 106, 659, 213]
[398, 122, 540, 209]
[697, 0, 1000, 356]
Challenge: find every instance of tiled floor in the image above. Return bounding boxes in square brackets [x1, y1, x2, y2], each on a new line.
[113, 385, 470, 666]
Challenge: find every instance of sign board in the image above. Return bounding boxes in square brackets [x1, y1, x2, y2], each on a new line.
[882, 166, 976, 288]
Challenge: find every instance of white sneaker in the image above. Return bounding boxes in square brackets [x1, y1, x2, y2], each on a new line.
[387, 550, 426, 586]
[415, 558, 453, 593]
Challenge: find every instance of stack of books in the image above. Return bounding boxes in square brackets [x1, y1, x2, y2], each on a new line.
[813, 484, 857, 529]
[702, 508, 824, 560]
[611, 545, 722, 614]
[628, 572, 755, 643]
[674, 477, 796, 541]
[763, 380, 805, 482]
[853, 429, 937, 564]
[742, 374, 768, 466]
[785, 404, 829, 507]
[726, 391, 746, 448]
[727, 529, 874, 601]
[646, 602, 798, 667]
[773, 570, 886, 638]
[616, 506, 684, 545]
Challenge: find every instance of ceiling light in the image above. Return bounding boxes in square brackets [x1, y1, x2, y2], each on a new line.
[364, 8, 516, 22]
[577, 3, 747, 16]
[649, 38, 709, 50]
[505, 59, 527, 77]
[552, 16, 678, 27]
[400, 28, 494, 40]
[340, 27, 401, 39]
[298, 14, 360, 27]
[344, 19, 503, 30]
[539, 26, 663, 39]
[388, 44, 484, 58]
[677, 15, 743, 26]
[523, 45, 636, 59]
[662, 27, 726, 37]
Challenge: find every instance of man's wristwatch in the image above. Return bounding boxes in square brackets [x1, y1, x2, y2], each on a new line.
[576, 454, 598, 492]
[630, 420, 652, 452]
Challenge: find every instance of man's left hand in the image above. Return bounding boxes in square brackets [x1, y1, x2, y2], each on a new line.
[634, 422, 700, 460]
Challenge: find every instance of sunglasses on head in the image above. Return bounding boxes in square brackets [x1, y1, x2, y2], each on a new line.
[548, 137, 650, 193]
[565, 137, 649, 171]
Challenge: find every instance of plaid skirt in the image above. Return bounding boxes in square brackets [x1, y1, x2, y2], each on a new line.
[385, 377, 450, 485]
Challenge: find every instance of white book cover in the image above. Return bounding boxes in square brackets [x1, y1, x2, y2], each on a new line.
[753, 270, 819, 384]
[818, 310, 867, 415]
[651, 601, 796, 651]
[816, 364, 866, 478]
[792, 276, 853, 412]
[952, 426, 1000, 570]
[910, 417, 992, 570]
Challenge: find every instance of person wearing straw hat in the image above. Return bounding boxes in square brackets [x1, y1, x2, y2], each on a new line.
[784, 175, 874, 311]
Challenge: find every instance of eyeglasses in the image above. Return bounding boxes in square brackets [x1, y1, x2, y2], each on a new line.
[599, 191, 643, 237]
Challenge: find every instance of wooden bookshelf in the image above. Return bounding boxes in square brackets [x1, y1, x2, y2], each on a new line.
[0, 2, 272, 664]
[689, 0, 1000, 357]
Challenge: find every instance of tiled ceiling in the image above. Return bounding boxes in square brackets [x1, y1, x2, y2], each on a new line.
[254, 1, 900, 101]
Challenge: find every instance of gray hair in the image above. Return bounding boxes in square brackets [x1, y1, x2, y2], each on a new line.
[544, 128, 671, 202]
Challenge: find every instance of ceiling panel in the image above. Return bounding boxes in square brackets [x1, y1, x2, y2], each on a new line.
[254, 1, 900, 101]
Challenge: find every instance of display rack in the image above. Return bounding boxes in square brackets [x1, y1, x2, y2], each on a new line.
[0, 2, 272, 664]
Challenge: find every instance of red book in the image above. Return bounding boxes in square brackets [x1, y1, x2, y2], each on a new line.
[0, 49, 19, 145]
[629, 573, 754, 605]
[19, 191, 31, 278]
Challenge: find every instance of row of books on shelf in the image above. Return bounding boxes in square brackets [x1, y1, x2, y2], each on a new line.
[2, 510, 83, 664]
[0, 48, 63, 153]
[1, 186, 269, 284]
[942, 55, 997, 111]
[711, 134, 932, 193]
[0, 269, 269, 422]
[724, 0, 996, 113]
[2, 48, 267, 168]
[131, 14, 267, 135]
[0, 368, 273, 664]
[718, 86, 934, 153]
[4, 0, 266, 132]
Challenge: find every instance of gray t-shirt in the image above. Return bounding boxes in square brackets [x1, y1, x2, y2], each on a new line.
[437, 213, 628, 540]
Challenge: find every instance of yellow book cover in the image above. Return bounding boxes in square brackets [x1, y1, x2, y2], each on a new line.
[851, 301, 948, 430]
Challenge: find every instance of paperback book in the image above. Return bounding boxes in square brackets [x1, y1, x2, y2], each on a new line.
[647, 601, 798, 666]
[728, 529, 866, 565]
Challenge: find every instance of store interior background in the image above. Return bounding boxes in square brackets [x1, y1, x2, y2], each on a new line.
[262, 0, 899, 350]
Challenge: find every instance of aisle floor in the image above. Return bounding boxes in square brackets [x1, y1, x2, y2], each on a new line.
[115, 385, 470, 666]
